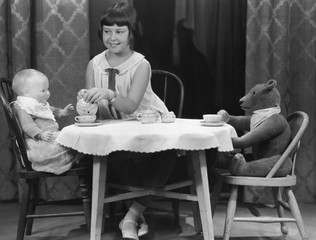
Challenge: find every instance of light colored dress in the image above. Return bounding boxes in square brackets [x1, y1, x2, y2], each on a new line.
[13, 96, 77, 175]
[91, 50, 168, 119]
[91, 50, 177, 189]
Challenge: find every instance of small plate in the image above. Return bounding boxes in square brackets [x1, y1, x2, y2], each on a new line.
[200, 121, 225, 127]
[75, 122, 102, 127]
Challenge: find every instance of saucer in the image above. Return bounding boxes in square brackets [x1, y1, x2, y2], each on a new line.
[75, 122, 102, 127]
[200, 121, 225, 127]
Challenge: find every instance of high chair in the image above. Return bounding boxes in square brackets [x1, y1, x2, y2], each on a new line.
[0, 86, 92, 240]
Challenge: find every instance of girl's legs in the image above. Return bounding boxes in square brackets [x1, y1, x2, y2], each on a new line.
[119, 201, 146, 240]
[138, 213, 149, 237]
[109, 150, 177, 239]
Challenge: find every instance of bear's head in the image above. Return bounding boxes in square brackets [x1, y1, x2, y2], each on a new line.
[240, 79, 280, 114]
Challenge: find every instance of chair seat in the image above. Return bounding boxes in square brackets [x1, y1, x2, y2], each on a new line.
[214, 168, 296, 187]
[19, 164, 91, 179]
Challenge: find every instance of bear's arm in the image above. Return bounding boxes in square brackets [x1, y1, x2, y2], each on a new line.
[228, 115, 251, 131]
[232, 114, 288, 148]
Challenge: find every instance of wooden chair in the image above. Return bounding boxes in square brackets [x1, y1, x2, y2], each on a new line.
[211, 111, 309, 240]
[0, 87, 92, 240]
[151, 69, 184, 118]
[149, 69, 185, 228]
[0, 77, 14, 101]
[106, 69, 187, 229]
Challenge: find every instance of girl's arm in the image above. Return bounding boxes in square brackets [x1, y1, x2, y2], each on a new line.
[85, 59, 95, 89]
[83, 61, 150, 114]
[77, 60, 95, 100]
[112, 61, 150, 114]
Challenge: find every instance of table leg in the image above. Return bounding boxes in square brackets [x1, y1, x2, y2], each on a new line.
[90, 156, 108, 240]
[190, 150, 215, 240]
[186, 155, 202, 234]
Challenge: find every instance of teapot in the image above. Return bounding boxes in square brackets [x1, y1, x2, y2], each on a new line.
[76, 98, 98, 116]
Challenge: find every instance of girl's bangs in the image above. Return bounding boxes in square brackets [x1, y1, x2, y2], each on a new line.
[102, 12, 129, 27]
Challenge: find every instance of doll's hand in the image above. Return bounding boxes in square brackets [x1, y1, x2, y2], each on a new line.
[217, 109, 230, 123]
[83, 88, 112, 103]
[38, 131, 54, 142]
[61, 104, 74, 116]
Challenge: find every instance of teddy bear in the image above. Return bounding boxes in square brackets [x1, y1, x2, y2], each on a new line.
[217, 79, 292, 177]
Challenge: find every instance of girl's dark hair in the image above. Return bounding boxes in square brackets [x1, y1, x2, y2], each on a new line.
[98, 2, 142, 49]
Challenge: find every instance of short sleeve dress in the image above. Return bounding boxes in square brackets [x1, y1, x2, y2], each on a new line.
[91, 50, 176, 188]
[91, 50, 168, 119]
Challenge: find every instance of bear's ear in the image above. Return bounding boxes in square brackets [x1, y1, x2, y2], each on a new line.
[265, 79, 277, 91]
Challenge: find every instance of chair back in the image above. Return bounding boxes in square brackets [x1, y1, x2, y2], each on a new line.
[0, 89, 32, 171]
[266, 111, 309, 178]
[151, 70, 184, 117]
[0, 77, 14, 102]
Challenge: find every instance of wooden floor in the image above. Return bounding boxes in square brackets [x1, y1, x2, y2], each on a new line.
[1, 199, 316, 240]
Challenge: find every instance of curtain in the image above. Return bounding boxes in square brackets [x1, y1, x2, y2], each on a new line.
[173, 0, 247, 118]
[0, 0, 90, 201]
[244, 0, 316, 203]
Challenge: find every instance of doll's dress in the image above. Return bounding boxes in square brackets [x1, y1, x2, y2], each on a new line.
[14, 97, 77, 175]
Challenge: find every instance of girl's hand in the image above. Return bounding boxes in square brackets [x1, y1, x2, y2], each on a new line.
[38, 131, 54, 142]
[77, 89, 88, 101]
[61, 104, 74, 116]
[83, 87, 112, 103]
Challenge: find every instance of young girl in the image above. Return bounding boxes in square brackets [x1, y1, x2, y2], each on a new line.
[77, 3, 177, 240]
[12, 69, 81, 175]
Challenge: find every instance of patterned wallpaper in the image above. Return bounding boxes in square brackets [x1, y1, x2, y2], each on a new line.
[0, 0, 90, 201]
[34, 0, 90, 200]
[245, 0, 316, 204]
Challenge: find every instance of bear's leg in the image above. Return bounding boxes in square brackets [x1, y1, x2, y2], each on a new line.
[215, 151, 235, 169]
[229, 154, 292, 177]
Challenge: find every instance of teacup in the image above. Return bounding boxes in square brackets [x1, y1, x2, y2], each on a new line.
[203, 114, 222, 123]
[136, 110, 160, 124]
[75, 115, 96, 123]
[161, 111, 176, 123]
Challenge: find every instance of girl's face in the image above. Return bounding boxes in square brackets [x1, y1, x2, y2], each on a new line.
[25, 75, 50, 104]
[102, 24, 131, 54]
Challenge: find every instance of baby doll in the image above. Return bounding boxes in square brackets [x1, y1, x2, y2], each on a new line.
[11, 69, 82, 174]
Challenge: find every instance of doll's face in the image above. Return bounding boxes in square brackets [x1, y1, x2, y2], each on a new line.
[24, 74, 50, 104]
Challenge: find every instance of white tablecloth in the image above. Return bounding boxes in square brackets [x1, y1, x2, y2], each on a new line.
[56, 118, 237, 156]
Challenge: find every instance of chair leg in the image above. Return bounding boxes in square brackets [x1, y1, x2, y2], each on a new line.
[25, 180, 38, 235]
[210, 175, 223, 218]
[79, 175, 91, 230]
[171, 199, 180, 229]
[223, 185, 238, 240]
[16, 180, 31, 240]
[272, 187, 288, 234]
[285, 187, 308, 240]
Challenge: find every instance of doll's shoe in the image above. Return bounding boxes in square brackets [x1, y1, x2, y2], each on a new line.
[119, 219, 139, 240]
[138, 222, 149, 237]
